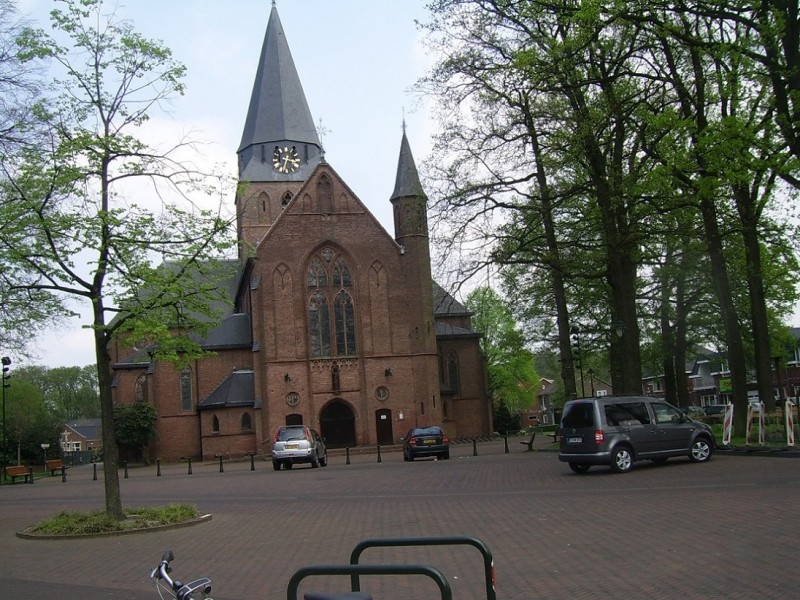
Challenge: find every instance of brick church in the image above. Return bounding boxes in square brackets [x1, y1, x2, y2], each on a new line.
[109, 3, 492, 462]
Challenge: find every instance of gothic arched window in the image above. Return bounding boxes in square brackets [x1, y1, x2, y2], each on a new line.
[447, 351, 460, 394]
[180, 368, 192, 412]
[307, 248, 356, 357]
[241, 413, 252, 432]
[212, 415, 220, 433]
[135, 374, 147, 403]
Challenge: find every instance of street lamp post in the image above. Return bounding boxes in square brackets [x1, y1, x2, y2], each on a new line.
[1, 356, 10, 448]
[1, 356, 10, 485]
[571, 326, 585, 398]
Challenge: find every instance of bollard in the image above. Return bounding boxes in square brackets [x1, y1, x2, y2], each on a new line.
[29, 466, 34, 484]
[504, 436, 509, 454]
[473, 438, 478, 456]
[124, 461, 129, 479]
[61, 465, 66, 483]
[188, 457, 193, 475]
[250, 453, 255, 471]
[157, 459, 161, 477]
[93, 463, 97, 481]
[346, 447, 351, 465]
[218, 455, 224, 473]
[377, 445, 382, 463]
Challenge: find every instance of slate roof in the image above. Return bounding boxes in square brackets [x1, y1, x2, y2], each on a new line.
[238, 3, 322, 182]
[391, 131, 426, 200]
[432, 282, 471, 317]
[65, 418, 102, 440]
[198, 370, 257, 410]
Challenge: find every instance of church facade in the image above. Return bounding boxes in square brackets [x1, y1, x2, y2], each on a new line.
[109, 4, 492, 462]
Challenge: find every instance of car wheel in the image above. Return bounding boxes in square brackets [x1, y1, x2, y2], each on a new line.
[272, 460, 281, 471]
[408, 453, 415, 462]
[689, 438, 713, 463]
[321, 454, 328, 467]
[442, 451, 450, 460]
[610, 446, 633, 473]
[569, 463, 590, 474]
[311, 454, 319, 468]
[285, 462, 293, 470]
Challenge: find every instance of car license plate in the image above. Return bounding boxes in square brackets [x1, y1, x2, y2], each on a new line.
[567, 437, 582, 444]
[286, 443, 299, 449]
[423, 439, 436, 445]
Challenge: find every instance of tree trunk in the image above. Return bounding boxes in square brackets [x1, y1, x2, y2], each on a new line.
[525, 114, 576, 400]
[698, 195, 749, 435]
[95, 323, 123, 520]
[734, 182, 776, 411]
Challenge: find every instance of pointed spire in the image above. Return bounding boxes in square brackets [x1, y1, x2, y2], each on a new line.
[238, 3, 320, 156]
[391, 130, 426, 200]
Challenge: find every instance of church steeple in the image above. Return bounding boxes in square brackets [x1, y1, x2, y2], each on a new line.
[238, 3, 322, 182]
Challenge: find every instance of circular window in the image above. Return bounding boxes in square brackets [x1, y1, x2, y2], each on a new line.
[286, 392, 300, 407]
[376, 386, 389, 402]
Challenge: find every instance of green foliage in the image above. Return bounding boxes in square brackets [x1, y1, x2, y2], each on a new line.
[1, 0, 237, 519]
[492, 401, 520, 436]
[113, 402, 157, 450]
[1, 378, 61, 465]
[15, 364, 99, 420]
[32, 503, 198, 535]
[465, 286, 539, 413]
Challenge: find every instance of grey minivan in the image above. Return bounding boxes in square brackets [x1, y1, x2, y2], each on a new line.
[558, 396, 715, 473]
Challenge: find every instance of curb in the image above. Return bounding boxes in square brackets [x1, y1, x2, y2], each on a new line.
[16, 513, 213, 540]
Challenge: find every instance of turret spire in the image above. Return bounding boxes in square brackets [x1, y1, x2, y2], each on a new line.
[391, 130, 425, 200]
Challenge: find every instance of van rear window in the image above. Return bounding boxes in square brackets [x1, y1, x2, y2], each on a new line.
[561, 402, 595, 428]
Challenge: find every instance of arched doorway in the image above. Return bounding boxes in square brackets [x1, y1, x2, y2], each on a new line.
[375, 409, 393, 445]
[320, 400, 356, 448]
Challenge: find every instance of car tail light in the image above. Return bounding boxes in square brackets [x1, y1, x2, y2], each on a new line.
[408, 437, 417, 446]
[594, 430, 604, 444]
[304, 427, 311, 440]
[442, 434, 449, 444]
[273, 429, 281, 443]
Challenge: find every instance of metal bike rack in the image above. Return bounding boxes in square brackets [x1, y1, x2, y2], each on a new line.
[348, 535, 496, 600]
[287, 563, 452, 600]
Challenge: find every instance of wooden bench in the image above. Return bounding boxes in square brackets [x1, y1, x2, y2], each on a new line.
[5, 465, 32, 484]
[45, 459, 68, 476]
[519, 432, 536, 451]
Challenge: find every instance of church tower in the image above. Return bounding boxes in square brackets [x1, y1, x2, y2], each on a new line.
[391, 131, 436, 357]
[235, 2, 323, 258]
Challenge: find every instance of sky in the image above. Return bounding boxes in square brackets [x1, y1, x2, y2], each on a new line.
[14, 0, 437, 368]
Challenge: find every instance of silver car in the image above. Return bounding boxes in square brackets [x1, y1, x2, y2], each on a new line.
[272, 425, 328, 470]
[558, 396, 715, 473]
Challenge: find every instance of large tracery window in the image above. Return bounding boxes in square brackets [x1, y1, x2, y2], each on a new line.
[308, 248, 356, 357]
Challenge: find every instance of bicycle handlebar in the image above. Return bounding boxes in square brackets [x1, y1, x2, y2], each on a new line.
[151, 550, 212, 600]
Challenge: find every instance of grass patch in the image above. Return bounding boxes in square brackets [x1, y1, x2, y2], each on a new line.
[32, 503, 199, 535]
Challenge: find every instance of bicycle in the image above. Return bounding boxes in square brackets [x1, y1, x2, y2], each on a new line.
[150, 550, 213, 600]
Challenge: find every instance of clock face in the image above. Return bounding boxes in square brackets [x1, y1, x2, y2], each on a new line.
[273, 145, 300, 173]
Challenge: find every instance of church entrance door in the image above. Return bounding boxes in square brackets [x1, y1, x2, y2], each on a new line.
[320, 400, 356, 448]
[375, 409, 393, 445]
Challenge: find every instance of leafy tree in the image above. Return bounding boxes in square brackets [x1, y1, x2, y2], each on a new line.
[465, 286, 538, 415]
[3, 378, 60, 466]
[0, 0, 57, 357]
[1, 0, 235, 519]
[16, 365, 99, 421]
[420, 1, 798, 436]
[113, 402, 156, 464]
